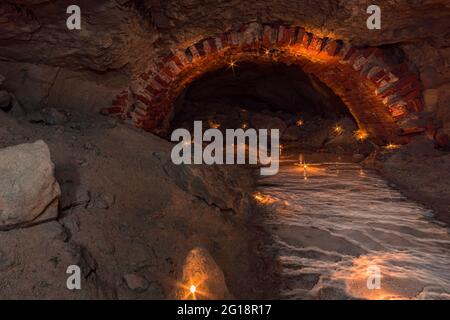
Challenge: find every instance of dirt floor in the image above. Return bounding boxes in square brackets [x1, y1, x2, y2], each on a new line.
[0, 110, 279, 299]
[1, 107, 449, 300]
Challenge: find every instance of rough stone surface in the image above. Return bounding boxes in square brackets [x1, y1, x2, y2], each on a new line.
[123, 274, 150, 293]
[163, 158, 253, 214]
[177, 247, 232, 300]
[0, 112, 272, 299]
[0, 1, 447, 142]
[0, 91, 10, 109]
[0, 140, 60, 229]
[28, 107, 70, 125]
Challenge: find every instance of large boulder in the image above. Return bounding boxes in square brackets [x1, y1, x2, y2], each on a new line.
[0, 140, 60, 229]
[176, 247, 232, 300]
[161, 151, 254, 214]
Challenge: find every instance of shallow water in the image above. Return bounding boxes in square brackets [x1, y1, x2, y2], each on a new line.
[257, 161, 450, 300]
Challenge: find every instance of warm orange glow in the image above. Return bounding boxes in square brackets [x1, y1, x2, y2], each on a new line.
[333, 253, 412, 300]
[208, 120, 221, 129]
[354, 129, 368, 141]
[241, 122, 248, 129]
[264, 49, 270, 55]
[253, 192, 277, 205]
[294, 162, 308, 169]
[296, 119, 304, 127]
[385, 143, 400, 150]
[228, 59, 238, 74]
[333, 124, 344, 135]
[176, 277, 209, 300]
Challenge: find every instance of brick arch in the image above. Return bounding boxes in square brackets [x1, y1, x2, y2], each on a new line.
[103, 22, 424, 144]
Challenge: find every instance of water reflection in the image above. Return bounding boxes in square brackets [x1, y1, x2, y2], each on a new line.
[257, 162, 450, 300]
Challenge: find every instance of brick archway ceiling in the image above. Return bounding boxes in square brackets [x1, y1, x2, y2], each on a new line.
[103, 22, 425, 144]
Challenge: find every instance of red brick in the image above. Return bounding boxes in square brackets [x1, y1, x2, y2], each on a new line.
[229, 32, 240, 46]
[288, 26, 299, 44]
[377, 72, 400, 89]
[214, 37, 224, 51]
[378, 75, 418, 98]
[203, 39, 216, 54]
[309, 35, 323, 52]
[302, 32, 312, 48]
[406, 97, 424, 112]
[135, 93, 153, 106]
[240, 22, 262, 48]
[194, 41, 206, 56]
[277, 25, 291, 46]
[395, 81, 421, 99]
[324, 39, 341, 56]
[383, 94, 401, 106]
[163, 61, 182, 78]
[220, 34, 230, 49]
[343, 47, 357, 62]
[188, 45, 201, 60]
[389, 103, 408, 118]
[183, 48, 194, 64]
[146, 79, 164, 96]
[367, 66, 386, 82]
[262, 25, 277, 46]
[154, 72, 171, 87]
[173, 50, 191, 67]
[352, 55, 368, 71]
[294, 27, 306, 45]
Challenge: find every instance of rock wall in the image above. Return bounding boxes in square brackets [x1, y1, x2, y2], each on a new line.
[0, 0, 449, 144]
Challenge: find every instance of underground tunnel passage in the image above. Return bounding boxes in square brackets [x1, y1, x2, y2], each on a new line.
[169, 61, 354, 137]
[165, 59, 450, 300]
[0, 0, 450, 303]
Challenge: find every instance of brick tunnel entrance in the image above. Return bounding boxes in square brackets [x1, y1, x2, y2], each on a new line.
[103, 22, 425, 145]
[168, 61, 356, 144]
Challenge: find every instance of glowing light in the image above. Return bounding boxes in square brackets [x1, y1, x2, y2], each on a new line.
[208, 120, 221, 129]
[241, 122, 248, 129]
[293, 162, 309, 169]
[296, 119, 304, 127]
[333, 124, 344, 135]
[385, 143, 400, 150]
[189, 285, 197, 294]
[354, 129, 368, 141]
[264, 49, 270, 55]
[228, 59, 238, 74]
[253, 192, 277, 205]
[333, 253, 412, 300]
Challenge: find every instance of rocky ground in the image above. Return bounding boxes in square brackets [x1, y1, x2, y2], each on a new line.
[0, 109, 279, 300]
[1, 102, 450, 299]
[364, 136, 450, 226]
